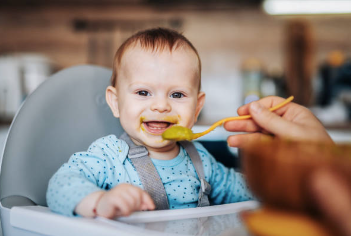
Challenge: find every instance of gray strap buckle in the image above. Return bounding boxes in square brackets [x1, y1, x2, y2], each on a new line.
[198, 179, 211, 207]
[180, 141, 212, 207]
[200, 179, 211, 195]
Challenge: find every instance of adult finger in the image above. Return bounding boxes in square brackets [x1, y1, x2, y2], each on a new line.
[237, 96, 289, 116]
[248, 101, 301, 138]
[224, 119, 261, 133]
[227, 133, 272, 148]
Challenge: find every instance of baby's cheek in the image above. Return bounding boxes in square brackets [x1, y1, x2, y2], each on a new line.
[182, 117, 196, 129]
[189, 110, 199, 124]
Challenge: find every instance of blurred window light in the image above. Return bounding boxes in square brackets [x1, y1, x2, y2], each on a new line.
[263, 0, 351, 15]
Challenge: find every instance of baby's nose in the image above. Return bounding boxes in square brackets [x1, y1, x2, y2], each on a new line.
[150, 99, 171, 113]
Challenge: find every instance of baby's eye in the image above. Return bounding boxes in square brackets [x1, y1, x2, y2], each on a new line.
[171, 92, 184, 98]
[137, 91, 150, 96]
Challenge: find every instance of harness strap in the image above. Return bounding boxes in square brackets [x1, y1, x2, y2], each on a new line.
[179, 141, 211, 207]
[119, 133, 169, 210]
[119, 132, 211, 209]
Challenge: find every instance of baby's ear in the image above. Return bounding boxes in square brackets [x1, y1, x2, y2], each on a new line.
[106, 86, 120, 118]
[194, 92, 206, 122]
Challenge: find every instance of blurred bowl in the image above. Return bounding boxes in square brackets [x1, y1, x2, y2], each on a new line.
[242, 139, 351, 213]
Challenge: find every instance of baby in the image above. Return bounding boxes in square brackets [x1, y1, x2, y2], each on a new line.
[47, 28, 253, 218]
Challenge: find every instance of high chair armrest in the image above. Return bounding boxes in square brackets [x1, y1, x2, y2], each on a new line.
[1, 196, 36, 208]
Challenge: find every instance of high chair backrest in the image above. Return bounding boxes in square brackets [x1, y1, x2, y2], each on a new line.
[0, 65, 124, 208]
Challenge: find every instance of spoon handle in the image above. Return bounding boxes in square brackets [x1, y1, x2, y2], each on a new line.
[192, 96, 294, 139]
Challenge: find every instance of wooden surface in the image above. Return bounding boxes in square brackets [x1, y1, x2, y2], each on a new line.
[1, 6, 351, 72]
[1, 6, 351, 123]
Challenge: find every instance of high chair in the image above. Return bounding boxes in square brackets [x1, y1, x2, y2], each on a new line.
[0, 65, 257, 236]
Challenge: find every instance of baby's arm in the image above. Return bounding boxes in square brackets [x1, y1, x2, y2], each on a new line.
[47, 135, 154, 217]
[192, 142, 253, 204]
[209, 158, 254, 204]
[75, 183, 155, 218]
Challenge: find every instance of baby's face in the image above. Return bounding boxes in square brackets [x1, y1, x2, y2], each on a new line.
[110, 45, 204, 151]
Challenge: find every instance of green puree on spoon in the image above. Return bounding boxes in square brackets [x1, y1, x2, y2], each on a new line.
[162, 96, 294, 141]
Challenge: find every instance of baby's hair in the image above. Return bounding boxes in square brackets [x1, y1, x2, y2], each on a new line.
[110, 27, 201, 88]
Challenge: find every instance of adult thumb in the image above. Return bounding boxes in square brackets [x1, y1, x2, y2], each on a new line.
[249, 101, 297, 138]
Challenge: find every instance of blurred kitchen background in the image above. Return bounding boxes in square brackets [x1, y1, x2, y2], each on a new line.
[1, 0, 351, 146]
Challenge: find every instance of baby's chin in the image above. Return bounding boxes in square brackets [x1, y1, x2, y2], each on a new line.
[143, 135, 173, 147]
[140, 134, 177, 149]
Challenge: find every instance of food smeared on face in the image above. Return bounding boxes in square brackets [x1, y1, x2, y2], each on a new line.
[140, 116, 180, 136]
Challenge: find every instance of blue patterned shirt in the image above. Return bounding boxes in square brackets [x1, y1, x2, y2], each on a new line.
[47, 135, 253, 216]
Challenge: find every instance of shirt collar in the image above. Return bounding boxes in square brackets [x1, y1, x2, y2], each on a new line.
[117, 139, 130, 164]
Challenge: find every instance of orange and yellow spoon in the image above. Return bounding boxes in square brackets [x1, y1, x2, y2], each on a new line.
[162, 96, 294, 141]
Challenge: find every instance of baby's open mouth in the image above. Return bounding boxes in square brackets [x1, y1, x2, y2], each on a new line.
[143, 121, 174, 135]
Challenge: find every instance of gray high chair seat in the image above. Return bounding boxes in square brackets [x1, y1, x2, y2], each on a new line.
[0, 65, 124, 235]
[0, 65, 259, 236]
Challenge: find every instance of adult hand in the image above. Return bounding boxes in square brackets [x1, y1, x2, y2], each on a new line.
[224, 96, 333, 147]
[309, 168, 351, 236]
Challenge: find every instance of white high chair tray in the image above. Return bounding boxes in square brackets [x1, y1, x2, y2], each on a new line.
[10, 201, 258, 236]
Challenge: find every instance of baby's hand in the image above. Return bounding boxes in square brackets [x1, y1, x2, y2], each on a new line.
[95, 183, 155, 218]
